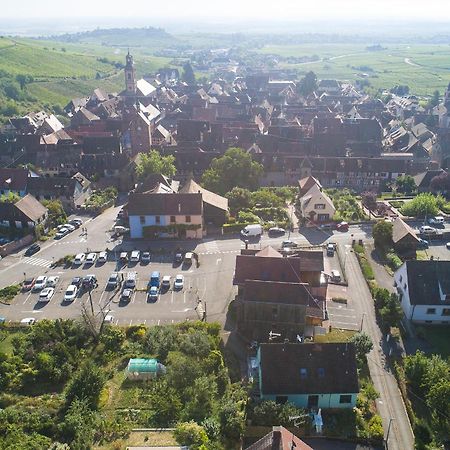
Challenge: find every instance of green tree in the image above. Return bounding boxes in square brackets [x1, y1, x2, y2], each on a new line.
[430, 171, 450, 194]
[183, 375, 218, 422]
[298, 71, 317, 96]
[250, 400, 306, 427]
[428, 90, 440, 108]
[64, 362, 106, 410]
[15, 74, 34, 90]
[250, 189, 284, 208]
[361, 191, 377, 212]
[182, 62, 196, 85]
[349, 332, 373, 362]
[148, 379, 182, 427]
[372, 220, 393, 250]
[59, 399, 98, 450]
[41, 199, 67, 227]
[145, 325, 179, 362]
[379, 293, 403, 328]
[179, 329, 212, 358]
[202, 147, 263, 195]
[4, 81, 21, 100]
[0, 192, 21, 203]
[174, 421, 209, 450]
[225, 187, 251, 214]
[135, 150, 176, 181]
[400, 193, 443, 218]
[100, 326, 125, 352]
[395, 175, 416, 194]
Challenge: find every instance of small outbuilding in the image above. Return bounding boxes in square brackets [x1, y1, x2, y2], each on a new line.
[125, 358, 166, 381]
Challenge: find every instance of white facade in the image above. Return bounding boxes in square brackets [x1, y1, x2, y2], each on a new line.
[394, 263, 450, 324]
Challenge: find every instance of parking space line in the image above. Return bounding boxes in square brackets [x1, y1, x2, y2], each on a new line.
[22, 292, 33, 304]
[157, 319, 160, 325]
[171, 291, 174, 304]
[183, 291, 186, 303]
[129, 319, 133, 326]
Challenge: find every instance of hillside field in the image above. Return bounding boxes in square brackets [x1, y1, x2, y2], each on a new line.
[258, 43, 450, 95]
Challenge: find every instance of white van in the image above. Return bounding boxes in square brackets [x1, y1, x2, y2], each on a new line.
[241, 224, 263, 238]
[125, 272, 137, 288]
[429, 216, 445, 226]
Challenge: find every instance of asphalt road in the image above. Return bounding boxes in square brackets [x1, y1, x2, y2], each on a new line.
[346, 251, 415, 450]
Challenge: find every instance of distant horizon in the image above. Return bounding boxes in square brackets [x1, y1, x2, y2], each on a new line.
[2, 17, 450, 38]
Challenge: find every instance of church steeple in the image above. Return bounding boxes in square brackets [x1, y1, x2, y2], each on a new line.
[125, 49, 136, 95]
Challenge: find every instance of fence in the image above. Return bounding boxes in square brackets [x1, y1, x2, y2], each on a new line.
[0, 234, 34, 257]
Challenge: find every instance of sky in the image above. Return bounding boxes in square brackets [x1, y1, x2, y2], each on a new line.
[3, 0, 450, 21]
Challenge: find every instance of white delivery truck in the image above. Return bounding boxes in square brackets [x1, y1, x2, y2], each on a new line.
[240, 224, 263, 238]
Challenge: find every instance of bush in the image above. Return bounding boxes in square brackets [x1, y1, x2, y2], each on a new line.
[400, 193, 444, 218]
[386, 252, 402, 271]
[0, 285, 20, 303]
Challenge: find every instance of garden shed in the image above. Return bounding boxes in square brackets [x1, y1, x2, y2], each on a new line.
[125, 358, 166, 381]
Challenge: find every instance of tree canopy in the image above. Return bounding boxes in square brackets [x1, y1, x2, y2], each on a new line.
[394, 175, 416, 194]
[182, 62, 196, 85]
[400, 193, 444, 218]
[201, 147, 263, 195]
[372, 220, 393, 250]
[135, 150, 176, 181]
[297, 71, 317, 96]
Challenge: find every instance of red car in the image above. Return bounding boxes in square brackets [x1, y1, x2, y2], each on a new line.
[22, 277, 36, 291]
[336, 221, 349, 232]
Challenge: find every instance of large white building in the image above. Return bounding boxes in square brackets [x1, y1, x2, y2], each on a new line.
[394, 260, 450, 324]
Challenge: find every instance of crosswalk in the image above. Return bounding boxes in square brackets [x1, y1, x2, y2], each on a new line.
[23, 257, 52, 268]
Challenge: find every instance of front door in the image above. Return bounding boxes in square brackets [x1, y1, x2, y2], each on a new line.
[307, 395, 319, 409]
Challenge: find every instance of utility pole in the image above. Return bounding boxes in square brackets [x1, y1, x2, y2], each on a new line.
[88, 285, 94, 316]
[360, 313, 366, 332]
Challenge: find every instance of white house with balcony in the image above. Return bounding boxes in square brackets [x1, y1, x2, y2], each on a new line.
[394, 260, 450, 324]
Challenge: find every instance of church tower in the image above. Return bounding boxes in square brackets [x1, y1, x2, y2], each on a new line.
[125, 50, 136, 95]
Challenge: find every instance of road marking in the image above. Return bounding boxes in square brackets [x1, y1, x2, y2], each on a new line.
[183, 291, 186, 303]
[129, 319, 133, 326]
[216, 258, 222, 265]
[20, 310, 43, 313]
[157, 319, 160, 325]
[22, 292, 33, 305]
[171, 291, 174, 304]
[23, 257, 52, 268]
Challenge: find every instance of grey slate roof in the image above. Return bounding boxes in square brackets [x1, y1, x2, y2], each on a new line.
[259, 342, 359, 395]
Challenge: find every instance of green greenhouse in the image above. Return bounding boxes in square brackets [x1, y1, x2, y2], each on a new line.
[125, 358, 166, 381]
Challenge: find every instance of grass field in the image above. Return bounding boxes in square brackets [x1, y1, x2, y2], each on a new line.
[258, 43, 450, 96]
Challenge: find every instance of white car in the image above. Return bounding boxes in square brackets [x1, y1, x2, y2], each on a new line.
[63, 224, 75, 232]
[85, 253, 97, 264]
[104, 314, 115, 324]
[46, 276, 60, 287]
[33, 276, 48, 291]
[39, 287, 54, 302]
[419, 225, 437, 235]
[73, 253, 86, 265]
[161, 275, 171, 290]
[130, 250, 140, 262]
[20, 317, 36, 326]
[98, 251, 108, 263]
[64, 285, 78, 301]
[55, 228, 69, 239]
[174, 274, 184, 290]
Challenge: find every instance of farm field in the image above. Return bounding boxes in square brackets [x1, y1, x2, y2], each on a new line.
[258, 43, 450, 95]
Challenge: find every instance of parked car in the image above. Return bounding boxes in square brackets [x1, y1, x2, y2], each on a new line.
[331, 270, 341, 282]
[69, 218, 82, 228]
[98, 251, 108, 263]
[25, 243, 40, 256]
[418, 238, 429, 249]
[125, 272, 137, 288]
[82, 275, 98, 289]
[33, 276, 48, 291]
[320, 223, 333, 231]
[73, 253, 86, 265]
[282, 240, 297, 248]
[148, 286, 158, 302]
[336, 221, 349, 232]
[241, 224, 263, 238]
[55, 228, 70, 239]
[326, 243, 335, 256]
[174, 274, 184, 290]
[268, 227, 286, 236]
[428, 216, 445, 226]
[141, 251, 151, 264]
[174, 252, 183, 264]
[46, 276, 60, 287]
[184, 252, 193, 265]
[119, 252, 128, 263]
[20, 317, 36, 326]
[38, 287, 55, 302]
[446, 242, 450, 250]
[107, 272, 120, 289]
[130, 250, 140, 262]
[64, 285, 78, 302]
[121, 288, 133, 302]
[85, 253, 97, 264]
[71, 276, 82, 287]
[161, 275, 171, 290]
[150, 271, 160, 288]
[419, 225, 438, 235]
[104, 314, 115, 324]
[64, 224, 75, 232]
[22, 277, 36, 291]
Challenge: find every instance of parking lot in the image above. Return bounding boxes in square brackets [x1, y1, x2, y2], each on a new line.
[8, 250, 231, 326]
